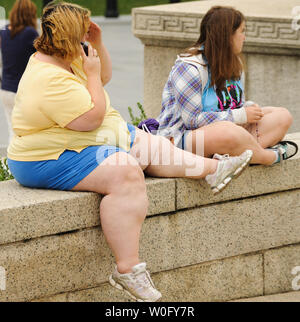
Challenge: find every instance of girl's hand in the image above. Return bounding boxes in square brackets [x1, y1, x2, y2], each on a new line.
[245, 104, 264, 123]
[86, 21, 102, 48]
[81, 44, 101, 78]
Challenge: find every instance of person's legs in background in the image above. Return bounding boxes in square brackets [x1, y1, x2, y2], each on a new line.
[0, 89, 15, 143]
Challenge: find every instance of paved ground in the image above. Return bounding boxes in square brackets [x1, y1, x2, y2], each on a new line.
[0, 15, 143, 150]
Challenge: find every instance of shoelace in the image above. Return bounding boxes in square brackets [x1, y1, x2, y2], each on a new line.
[134, 270, 155, 290]
[214, 154, 229, 161]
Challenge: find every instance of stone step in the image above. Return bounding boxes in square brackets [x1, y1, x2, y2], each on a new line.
[231, 291, 300, 302]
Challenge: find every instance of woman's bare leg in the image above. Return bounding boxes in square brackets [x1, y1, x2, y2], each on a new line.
[129, 128, 218, 178]
[129, 128, 252, 195]
[186, 121, 277, 165]
[72, 152, 148, 274]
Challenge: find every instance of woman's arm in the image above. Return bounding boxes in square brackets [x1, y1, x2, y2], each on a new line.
[86, 21, 112, 86]
[94, 42, 112, 86]
[172, 62, 247, 129]
[66, 45, 106, 131]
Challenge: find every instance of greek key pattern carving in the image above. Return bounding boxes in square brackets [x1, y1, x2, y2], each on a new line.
[134, 14, 201, 34]
[245, 21, 300, 41]
[134, 13, 300, 45]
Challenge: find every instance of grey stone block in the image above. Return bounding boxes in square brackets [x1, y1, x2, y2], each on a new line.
[0, 189, 298, 302]
[68, 254, 263, 302]
[0, 177, 175, 246]
[264, 244, 300, 295]
[231, 291, 300, 302]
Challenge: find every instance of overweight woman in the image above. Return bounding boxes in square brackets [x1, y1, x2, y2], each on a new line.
[7, 2, 253, 302]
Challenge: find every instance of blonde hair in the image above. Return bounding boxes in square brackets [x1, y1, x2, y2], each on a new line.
[34, 1, 90, 61]
[9, 0, 37, 38]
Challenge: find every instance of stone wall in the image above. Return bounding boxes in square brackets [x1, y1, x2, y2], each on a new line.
[0, 132, 299, 302]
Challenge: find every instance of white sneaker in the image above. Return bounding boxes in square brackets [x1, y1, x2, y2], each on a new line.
[109, 263, 162, 302]
[205, 150, 253, 194]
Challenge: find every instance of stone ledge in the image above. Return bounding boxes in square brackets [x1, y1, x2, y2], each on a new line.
[132, 0, 300, 52]
[0, 177, 175, 246]
[264, 244, 300, 295]
[0, 132, 299, 247]
[176, 155, 300, 210]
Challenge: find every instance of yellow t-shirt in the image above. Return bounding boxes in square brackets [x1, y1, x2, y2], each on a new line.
[7, 54, 131, 161]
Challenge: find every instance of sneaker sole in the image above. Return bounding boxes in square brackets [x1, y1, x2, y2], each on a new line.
[212, 153, 252, 195]
[108, 274, 162, 302]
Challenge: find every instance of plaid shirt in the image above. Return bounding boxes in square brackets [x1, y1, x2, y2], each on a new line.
[157, 60, 239, 147]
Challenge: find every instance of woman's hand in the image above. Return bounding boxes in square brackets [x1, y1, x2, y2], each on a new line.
[81, 44, 101, 78]
[245, 104, 264, 123]
[85, 21, 102, 48]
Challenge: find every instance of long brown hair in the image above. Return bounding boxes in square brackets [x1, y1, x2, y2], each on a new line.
[182, 6, 245, 90]
[9, 0, 37, 38]
[34, 1, 90, 61]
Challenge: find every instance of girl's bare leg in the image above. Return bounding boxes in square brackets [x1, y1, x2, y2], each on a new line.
[186, 121, 277, 165]
[250, 106, 293, 148]
[185, 107, 292, 165]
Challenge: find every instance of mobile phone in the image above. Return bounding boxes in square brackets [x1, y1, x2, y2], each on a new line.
[80, 42, 89, 56]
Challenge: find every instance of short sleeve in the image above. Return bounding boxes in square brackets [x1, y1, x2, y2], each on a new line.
[40, 74, 94, 128]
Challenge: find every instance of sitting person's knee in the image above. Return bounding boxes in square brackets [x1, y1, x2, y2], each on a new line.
[216, 122, 246, 150]
[120, 166, 145, 188]
[271, 107, 293, 130]
[280, 107, 293, 128]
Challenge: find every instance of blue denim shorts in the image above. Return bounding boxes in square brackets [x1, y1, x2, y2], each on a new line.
[176, 130, 191, 150]
[8, 123, 136, 191]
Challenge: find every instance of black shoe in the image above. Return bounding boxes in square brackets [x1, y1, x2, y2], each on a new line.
[271, 140, 298, 162]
